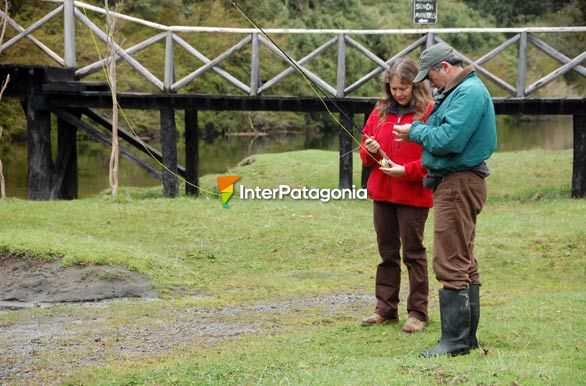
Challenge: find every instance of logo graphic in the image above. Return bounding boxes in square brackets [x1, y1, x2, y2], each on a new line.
[217, 176, 241, 208]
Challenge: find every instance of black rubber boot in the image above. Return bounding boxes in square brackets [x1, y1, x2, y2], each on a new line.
[421, 289, 470, 357]
[468, 284, 480, 349]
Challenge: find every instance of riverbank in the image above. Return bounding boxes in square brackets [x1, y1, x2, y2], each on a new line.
[1, 149, 584, 385]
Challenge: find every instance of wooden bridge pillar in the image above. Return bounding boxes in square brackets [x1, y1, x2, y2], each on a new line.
[572, 114, 586, 198]
[24, 95, 52, 200]
[160, 108, 179, 197]
[339, 111, 354, 189]
[52, 113, 78, 199]
[185, 109, 199, 196]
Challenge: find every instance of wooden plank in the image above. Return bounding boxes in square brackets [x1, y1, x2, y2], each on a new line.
[76, 33, 166, 78]
[0, 5, 63, 52]
[517, 31, 528, 97]
[345, 35, 390, 71]
[75, 9, 164, 90]
[337, 34, 345, 97]
[528, 34, 586, 77]
[258, 36, 337, 93]
[434, 36, 516, 95]
[164, 32, 175, 91]
[345, 35, 427, 95]
[250, 33, 259, 96]
[80, 108, 186, 177]
[0, 9, 64, 66]
[160, 108, 178, 197]
[63, 0, 76, 67]
[43, 91, 585, 115]
[172, 34, 250, 93]
[52, 108, 162, 180]
[339, 111, 354, 189]
[259, 34, 337, 96]
[572, 114, 586, 198]
[185, 109, 199, 196]
[525, 51, 586, 95]
[475, 34, 520, 65]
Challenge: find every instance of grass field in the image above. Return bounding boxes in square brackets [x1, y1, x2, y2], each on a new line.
[0, 149, 585, 385]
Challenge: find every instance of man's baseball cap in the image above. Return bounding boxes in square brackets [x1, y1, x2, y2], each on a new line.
[413, 43, 455, 83]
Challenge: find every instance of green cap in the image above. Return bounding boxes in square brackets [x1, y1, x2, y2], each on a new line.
[413, 43, 454, 83]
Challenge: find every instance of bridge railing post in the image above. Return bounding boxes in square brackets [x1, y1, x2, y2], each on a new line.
[250, 33, 259, 96]
[164, 31, 175, 92]
[63, 0, 76, 68]
[516, 31, 527, 97]
[336, 33, 346, 97]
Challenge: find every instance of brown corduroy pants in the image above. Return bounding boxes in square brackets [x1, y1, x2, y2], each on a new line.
[373, 201, 430, 322]
[432, 171, 487, 290]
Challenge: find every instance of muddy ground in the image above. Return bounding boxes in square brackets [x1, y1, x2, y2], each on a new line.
[0, 257, 374, 385]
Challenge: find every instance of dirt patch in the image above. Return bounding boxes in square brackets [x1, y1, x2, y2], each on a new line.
[0, 255, 156, 309]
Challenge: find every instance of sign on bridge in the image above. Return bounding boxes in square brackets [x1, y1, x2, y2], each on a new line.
[413, 0, 438, 24]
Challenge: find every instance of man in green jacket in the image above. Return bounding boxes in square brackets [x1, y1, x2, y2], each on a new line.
[394, 43, 497, 357]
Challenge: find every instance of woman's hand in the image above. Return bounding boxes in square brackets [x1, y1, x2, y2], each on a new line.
[379, 159, 406, 177]
[364, 137, 381, 154]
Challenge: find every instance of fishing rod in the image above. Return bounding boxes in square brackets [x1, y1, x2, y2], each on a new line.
[227, 0, 392, 167]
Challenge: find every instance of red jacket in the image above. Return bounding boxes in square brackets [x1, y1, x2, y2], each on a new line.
[360, 104, 434, 208]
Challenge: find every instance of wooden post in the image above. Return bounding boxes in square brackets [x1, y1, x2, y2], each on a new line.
[63, 0, 76, 68]
[360, 113, 371, 189]
[185, 109, 199, 196]
[339, 111, 353, 189]
[572, 114, 586, 198]
[516, 31, 527, 97]
[24, 98, 52, 200]
[164, 31, 174, 91]
[250, 33, 259, 96]
[160, 108, 178, 197]
[426, 32, 435, 49]
[336, 33, 346, 97]
[52, 112, 78, 199]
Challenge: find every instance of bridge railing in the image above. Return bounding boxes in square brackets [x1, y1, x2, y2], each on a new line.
[1, 0, 585, 97]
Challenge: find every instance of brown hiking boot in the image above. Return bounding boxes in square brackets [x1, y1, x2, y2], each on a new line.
[401, 316, 427, 333]
[361, 313, 398, 327]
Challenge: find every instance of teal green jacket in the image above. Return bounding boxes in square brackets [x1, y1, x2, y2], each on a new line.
[409, 70, 497, 172]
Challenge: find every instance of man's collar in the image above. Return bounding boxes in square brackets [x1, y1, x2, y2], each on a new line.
[442, 65, 475, 94]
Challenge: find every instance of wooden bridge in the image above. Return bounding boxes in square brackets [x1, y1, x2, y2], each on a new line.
[1, 0, 585, 199]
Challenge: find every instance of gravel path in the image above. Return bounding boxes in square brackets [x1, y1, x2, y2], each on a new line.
[0, 294, 373, 385]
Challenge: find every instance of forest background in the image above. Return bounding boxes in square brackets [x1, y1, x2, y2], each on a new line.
[0, 0, 584, 142]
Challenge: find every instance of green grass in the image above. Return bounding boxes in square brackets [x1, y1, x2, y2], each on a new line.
[1, 148, 585, 385]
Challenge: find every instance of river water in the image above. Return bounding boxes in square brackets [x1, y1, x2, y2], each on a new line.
[1, 115, 574, 199]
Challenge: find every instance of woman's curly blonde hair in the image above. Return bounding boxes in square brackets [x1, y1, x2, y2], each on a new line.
[375, 57, 433, 122]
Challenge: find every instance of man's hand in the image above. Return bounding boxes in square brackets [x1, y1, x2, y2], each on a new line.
[364, 136, 380, 154]
[393, 123, 412, 142]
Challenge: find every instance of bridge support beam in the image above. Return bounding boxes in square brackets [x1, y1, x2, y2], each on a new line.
[24, 96, 52, 200]
[53, 113, 78, 199]
[572, 114, 586, 198]
[160, 108, 179, 198]
[339, 111, 354, 189]
[185, 109, 199, 196]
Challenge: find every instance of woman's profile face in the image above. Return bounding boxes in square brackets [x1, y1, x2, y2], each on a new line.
[389, 76, 413, 106]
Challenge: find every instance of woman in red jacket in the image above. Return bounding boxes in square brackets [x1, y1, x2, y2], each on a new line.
[360, 58, 434, 333]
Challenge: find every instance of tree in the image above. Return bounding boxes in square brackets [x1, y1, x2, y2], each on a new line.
[0, 0, 10, 199]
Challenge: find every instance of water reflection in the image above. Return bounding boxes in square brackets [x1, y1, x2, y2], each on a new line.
[1, 115, 573, 199]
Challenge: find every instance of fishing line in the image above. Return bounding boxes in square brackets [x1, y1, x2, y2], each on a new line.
[82, 5, 220, 197]
[226, 0, 380, 164]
